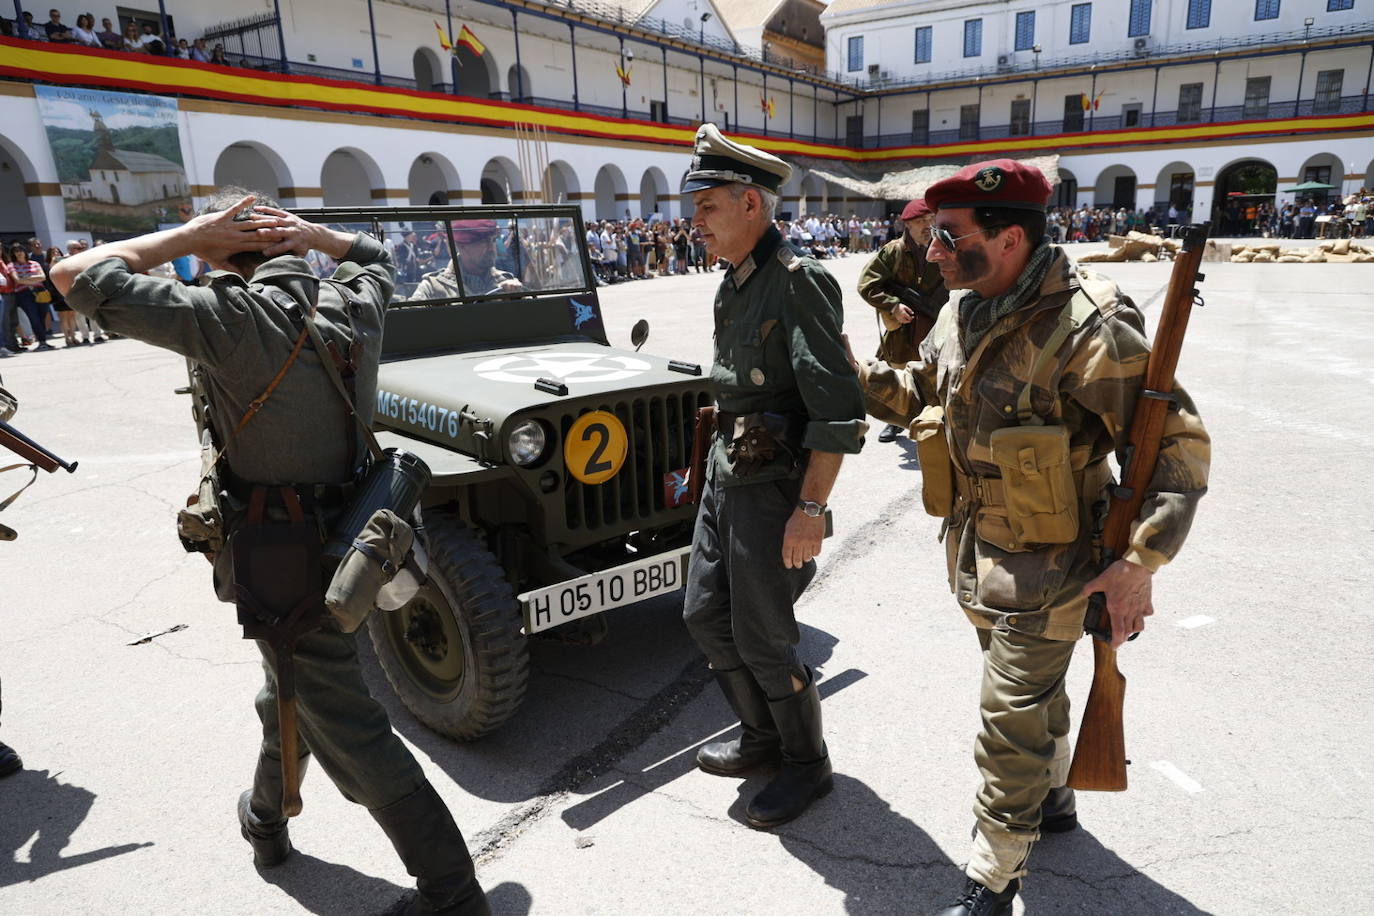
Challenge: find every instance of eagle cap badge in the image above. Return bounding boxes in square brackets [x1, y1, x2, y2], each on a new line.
[974, 167, 1004, 192]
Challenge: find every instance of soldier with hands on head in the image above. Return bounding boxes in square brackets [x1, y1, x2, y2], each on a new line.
[51, 189, 490, 916]
[681, 125, 867, 829]
[411, 219, 523, 300]
[857, 197, 949, 442]
[853, 160, 1209, 914]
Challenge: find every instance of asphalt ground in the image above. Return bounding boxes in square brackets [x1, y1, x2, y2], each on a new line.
[1, 240, 1371, 914]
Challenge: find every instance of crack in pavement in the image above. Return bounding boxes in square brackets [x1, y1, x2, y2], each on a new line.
[467, 656, 715, 864]
[531, 668, 646, 703]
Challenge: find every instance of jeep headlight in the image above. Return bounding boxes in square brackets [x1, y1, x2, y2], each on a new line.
[508, 419, 548, 467]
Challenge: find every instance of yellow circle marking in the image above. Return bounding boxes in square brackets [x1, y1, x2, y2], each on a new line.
[564, 410, 628, 485]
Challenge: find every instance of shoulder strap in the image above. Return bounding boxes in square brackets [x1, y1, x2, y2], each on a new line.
[1014, 289, 1095, 425]
[301, 294, 385, 463]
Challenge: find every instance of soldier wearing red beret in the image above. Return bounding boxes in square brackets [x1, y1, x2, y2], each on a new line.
[852, 158, 1210, 913]
[411, 219, 524, 300]
[855, 197, 948, 442]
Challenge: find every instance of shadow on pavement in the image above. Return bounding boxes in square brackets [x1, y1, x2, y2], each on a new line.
[743, 773, 959, 916]
[0, 768, 152, 887]
[485, 880, 534, 915]
[894, 437, 920, 473]
[560, 663, 864, 833]
[259, 851, 407, 915]
[1026, 827, 1212, 914]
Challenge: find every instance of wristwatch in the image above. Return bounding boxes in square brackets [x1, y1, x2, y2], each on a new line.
[796, 499, 826, 518]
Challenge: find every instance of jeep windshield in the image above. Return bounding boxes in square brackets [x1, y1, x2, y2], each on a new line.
[288, 206, 593, 305]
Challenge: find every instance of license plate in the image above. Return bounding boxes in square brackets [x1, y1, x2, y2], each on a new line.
[518, 546, 692, 634]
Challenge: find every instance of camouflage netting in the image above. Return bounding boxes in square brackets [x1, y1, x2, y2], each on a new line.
[792, 154, 1061, 203]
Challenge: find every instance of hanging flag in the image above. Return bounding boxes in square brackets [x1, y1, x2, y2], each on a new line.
[434, 21, 453, 53]
[1092, 90, 1105, 111]
[1080, 92, 1092, 111]
[456, 24, 486, 57]
[760, 96, 776, 118]
[615, 63, 633, 86]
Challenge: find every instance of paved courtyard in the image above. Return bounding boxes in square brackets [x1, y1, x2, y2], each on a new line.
[1, 243, 1371, 914]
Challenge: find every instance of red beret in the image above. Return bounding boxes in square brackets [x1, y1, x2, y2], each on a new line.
[900, 198, 932, 220]
[924, 159, 1053, 212]
[451, 219, 499, 243]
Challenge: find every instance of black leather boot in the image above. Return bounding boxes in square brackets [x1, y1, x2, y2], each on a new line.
[1040, 786, 1078, 833]
[370, 781, 490, 916]
[0, 741, 21, 777]
[745, 672, 832, 829]
[935, 877, 1019, 915]
[697, 666, 780, 776]
[238, 752, 308, 868]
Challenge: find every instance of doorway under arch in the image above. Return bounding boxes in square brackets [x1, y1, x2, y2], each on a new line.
[594, 165, 627, 221]
[413, 47, 444, 92]
[1215, 158, 1277, 233]
[455, 46, 495, 99]
[212, 142, 289, 200]
[321, 148, 382, 206]
[507, 64, 532, 103]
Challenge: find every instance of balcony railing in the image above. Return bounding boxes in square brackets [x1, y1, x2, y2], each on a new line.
[869, 93, 1372, 148]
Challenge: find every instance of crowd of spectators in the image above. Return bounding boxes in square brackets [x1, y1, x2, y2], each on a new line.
[0, 236, 111, 356]
[1216, 192, 1370, 239]
[1, 8, 229, 65]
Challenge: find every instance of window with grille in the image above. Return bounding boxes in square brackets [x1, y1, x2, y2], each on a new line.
[1178, 82, 1204, 122]
[847, 35, 863, 72]
[912, 109, 929, 144]
[1128, 0, 1152, 36]
[1070, 4, 1092, 43]
[964, 19, 982, 57]
[1015, 12, 1035, 51]
[1243, 76, 1271, 118]
[1010, 99, 1031, 135]
[1314, 69, 1344, 113]
[1186, 0, 1211, 29]
[914, 26, 932, 63]
[1254, 0, 1280, 20]
[960, 104, 980, 139]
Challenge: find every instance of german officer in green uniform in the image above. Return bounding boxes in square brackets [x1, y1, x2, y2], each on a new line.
[854, 161, 1209, 914]
[52, 190, 489, 916]
[857, 197, 948, 442]
[681, 125, 867, 829]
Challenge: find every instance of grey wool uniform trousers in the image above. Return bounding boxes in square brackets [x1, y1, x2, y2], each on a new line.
[682, 467, 815, 700]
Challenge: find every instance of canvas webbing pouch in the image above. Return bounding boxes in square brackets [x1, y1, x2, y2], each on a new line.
[910, 404, 954, 518]
[229, 489, 322, 632]
[324, 508, 429, 633]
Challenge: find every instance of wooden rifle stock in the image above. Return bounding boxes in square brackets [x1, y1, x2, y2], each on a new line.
[1066, 223, 1209, 793]
[0, 419, 79, 473]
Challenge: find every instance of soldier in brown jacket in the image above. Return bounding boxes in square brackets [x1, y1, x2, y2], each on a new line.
[854, 160, 1210, 914]
[856, 198, 948, 442]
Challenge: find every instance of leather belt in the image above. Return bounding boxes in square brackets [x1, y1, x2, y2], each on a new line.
[225, 472, 356, 509]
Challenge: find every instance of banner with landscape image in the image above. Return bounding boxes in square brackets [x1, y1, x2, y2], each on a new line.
[34, 85, 190, 235]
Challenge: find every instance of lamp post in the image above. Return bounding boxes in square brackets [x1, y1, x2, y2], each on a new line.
[620, 43, 634, 119]
[699, 11, 711, 45]
[1303, 16, 1314, 42]
[1032, 44, 1041, 70]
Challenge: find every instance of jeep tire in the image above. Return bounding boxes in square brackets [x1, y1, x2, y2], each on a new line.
[367, 515, 529, 740]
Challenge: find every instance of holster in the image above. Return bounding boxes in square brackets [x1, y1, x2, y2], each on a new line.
[719, 411, 802, 478]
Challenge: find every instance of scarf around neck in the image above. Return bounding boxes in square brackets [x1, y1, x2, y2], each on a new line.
[959, 240, 1055, 353]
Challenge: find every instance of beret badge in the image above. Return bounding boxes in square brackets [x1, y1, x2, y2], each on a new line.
[974, 167, 1004, 192]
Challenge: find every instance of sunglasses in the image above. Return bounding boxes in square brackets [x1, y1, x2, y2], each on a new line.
[932, 224, 1009, 252]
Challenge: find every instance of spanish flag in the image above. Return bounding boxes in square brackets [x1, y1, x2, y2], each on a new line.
[615, 63, 632, 86]
[434, 22, 452, 52]
[1092, 90, 1105, 111]
[1080, 92, 1091, 111]
[760, 96, 775, 118]
[457, 24, 486, 57]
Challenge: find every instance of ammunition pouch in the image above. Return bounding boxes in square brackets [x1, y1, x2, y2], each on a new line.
[719, 411, 803, 478]
[989, 425, 1078, 546]
[177, 429, 226, 557]
[910, 404, 954, 517]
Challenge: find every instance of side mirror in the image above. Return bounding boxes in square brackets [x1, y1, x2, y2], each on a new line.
[630, 319, 650, 352]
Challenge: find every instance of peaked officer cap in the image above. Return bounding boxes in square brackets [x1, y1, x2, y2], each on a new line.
[682, 124, 791, 195]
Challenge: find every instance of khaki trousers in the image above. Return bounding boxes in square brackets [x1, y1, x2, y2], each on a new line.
[966, 627, 1077, 891]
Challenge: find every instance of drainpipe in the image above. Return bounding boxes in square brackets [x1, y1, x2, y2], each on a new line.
[272, 0, 288, 73]
[366, 0, 381, 86]
[570, 24, 579, 111]
[511, 10, 524, 102]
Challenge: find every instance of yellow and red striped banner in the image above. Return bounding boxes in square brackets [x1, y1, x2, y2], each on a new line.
[2, 38, 1370, 165]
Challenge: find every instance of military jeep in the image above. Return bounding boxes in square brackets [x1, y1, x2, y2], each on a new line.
[289, 204, 710, 740]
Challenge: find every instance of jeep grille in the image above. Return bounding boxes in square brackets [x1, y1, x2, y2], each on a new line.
[562, 390, 713, 531]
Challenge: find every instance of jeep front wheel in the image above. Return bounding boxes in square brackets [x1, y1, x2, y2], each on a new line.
[367, 515, 529, 740]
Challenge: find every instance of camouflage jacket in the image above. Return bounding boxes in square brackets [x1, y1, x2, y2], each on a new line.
[860, 248, 1210, 640]
[857, 234, 949, 332]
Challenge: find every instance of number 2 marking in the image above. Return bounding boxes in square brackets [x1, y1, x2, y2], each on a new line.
[582, 422, 612, 475]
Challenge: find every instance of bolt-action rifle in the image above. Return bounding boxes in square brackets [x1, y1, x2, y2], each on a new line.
[1067, 222, 1209, 793]
[0, 390, 79, 540]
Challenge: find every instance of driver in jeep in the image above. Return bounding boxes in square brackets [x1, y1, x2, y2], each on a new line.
[411, 219, 525, 300]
